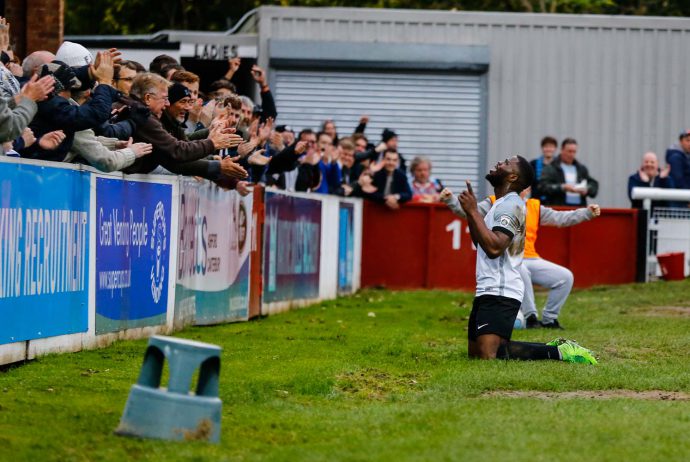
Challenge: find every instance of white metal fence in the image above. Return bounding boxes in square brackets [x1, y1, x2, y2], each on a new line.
[631, 187, 690, 281]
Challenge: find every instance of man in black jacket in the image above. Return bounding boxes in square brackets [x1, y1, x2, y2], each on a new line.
[538, 138, 599, 206]
[21, 54, 119, 161]
[362, 150, 412, 209]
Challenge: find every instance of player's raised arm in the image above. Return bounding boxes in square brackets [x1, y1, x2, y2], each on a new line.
[460, 180, 512, 258]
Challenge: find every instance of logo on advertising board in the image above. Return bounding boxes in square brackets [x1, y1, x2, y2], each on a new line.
[150, 201, 167, 304]
[95, 178, 172, 333]
[175, 180, 253, 325]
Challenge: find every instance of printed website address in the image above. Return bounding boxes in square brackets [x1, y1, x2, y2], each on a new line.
[98, 269, 131, 290]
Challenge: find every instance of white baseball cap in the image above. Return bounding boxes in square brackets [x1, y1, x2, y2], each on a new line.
[55, 41, 93, 68]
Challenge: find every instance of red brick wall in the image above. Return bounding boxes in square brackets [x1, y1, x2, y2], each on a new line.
[4, 0, 63, 57]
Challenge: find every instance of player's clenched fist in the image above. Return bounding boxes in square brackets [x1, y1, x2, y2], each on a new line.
[588, 204, 601, 217]
[439, 187, 454, 203]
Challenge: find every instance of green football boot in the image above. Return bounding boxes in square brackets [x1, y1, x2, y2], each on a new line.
[556, 340, 598, 365]
[546, 337, 567, 347]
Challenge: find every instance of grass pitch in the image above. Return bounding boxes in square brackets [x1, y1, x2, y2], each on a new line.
[1, 281, 689, 461]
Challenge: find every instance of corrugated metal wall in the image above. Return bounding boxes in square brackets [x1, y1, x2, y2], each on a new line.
[272, 69, 483, 192]
[258, 7, 690, 207]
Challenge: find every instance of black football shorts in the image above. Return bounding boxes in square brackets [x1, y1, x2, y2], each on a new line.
[468, 294, 521, 341]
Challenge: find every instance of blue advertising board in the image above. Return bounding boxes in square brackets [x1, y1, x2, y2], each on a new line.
[0, 162, 90, 344]
[263, 192, 321, 303]
[338, 202, 355, 294]
[95, 177, 172, 333]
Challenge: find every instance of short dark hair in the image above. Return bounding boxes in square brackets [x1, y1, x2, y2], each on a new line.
[298, 128, 314, 140]
[516, 155, 535, 192]
[208, 79, 236, 95]
[384, 149, 399, 158]
[316, 131, 331, 142]
[221, 95, 242, 110]
[352, 133, 368, 144]
[161, 63, 184, 77]
[114, 60, 141, 80]
[541, 136, 557, 147]
[561, 137, 578, 149]
[149, 54, 178, 76]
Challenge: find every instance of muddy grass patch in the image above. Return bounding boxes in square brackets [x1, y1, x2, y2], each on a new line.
[482, 390, 690, 401]
[334, 368, 426, 400]
[633, 306, 690, 317]
[647, 306, 690, 317]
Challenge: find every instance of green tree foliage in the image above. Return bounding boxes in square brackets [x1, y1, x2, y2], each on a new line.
[65, 0, 690, 35]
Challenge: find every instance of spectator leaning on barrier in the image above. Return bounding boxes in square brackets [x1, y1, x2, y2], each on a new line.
[628, 151, 676, 209]
[665, 130, 690, 195]
[409, 156, 443, 203]
[170, 70, 203, 134]
[20, 50, 55, 85]
[0, 74, 55, 155]
[530, 136, 557, 201]
[361, 149, 412, 209]
[21, 53, 120, 162]
[333, 138, 363, 197]
[296, 131, 333, 193]
[538, 138, 599, 206]
[116, 72, 246, 183]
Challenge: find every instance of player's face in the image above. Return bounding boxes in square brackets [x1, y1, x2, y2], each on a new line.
[486, 156, 519, 186]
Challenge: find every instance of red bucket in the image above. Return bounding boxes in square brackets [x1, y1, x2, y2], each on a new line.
[657, 252, 686, 281]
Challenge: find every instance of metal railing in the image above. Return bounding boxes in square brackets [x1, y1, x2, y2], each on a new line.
[631, 187, 690, 281]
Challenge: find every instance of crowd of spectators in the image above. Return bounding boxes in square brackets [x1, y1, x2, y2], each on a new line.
[3, 17, 687, 210]
[530, 133, 690, 209]
[0, 22, 445, 206]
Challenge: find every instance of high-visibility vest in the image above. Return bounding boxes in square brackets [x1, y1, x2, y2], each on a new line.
[489, 195, 541, 259]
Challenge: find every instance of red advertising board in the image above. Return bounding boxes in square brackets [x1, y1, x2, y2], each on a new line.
[362, 202, 639, 290]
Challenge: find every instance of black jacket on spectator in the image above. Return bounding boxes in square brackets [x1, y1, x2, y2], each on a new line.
[115, 95, 219, 179]
[333, 163, 363, 196]
[361, 169, 412, 204]
[259, 89, 277, 123]
[627, 172, 676, 209]
[538, 156, 599, 206]
[22, 84, 119, 161]
[355, 147, 407, 172]
[94, 118, 135, 140]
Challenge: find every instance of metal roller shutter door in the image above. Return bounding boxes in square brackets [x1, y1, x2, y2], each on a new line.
[272, 69, 485, 193]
